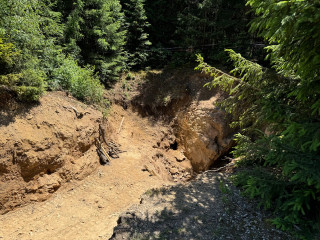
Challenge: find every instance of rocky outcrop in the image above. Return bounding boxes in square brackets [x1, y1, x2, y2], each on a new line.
[109, 68, 236, 173]
[0, 92, 102, 214]
[176, 96, 234, 172]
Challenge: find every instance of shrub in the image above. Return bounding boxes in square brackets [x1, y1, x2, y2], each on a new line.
[52, 56, 103, 103]
[15, 69, 46, 101]
[196, 49, 320, 238]
[0, 38, 46, 102]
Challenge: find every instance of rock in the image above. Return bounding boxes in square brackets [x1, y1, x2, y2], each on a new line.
[169, 167, 179, 175]
[174, 151, 186, 162]
[176, 97, 234, 172]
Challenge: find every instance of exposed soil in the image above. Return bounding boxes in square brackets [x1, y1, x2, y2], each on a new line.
[111, 172, 291, 240]
[107, 68, 235, 172]
[0, 102, 177, 239]
[0, 92, 102, 214]
[0, 68, 290, 239]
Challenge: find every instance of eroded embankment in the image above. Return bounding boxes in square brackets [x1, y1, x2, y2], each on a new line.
[0, 92, 104, 214]
[0, 102, 174, 240]
[0, 68, 238, 239]
[108, 68, 236, 173]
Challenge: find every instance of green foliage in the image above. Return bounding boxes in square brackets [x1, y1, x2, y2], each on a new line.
[196, 24, 320, 237]
[145, 0, 181, 49]
[63, 0, 84, 59]
[121, 0, 151, 69]
[175, 0, 250, 61]
[247, 0, 320, 114]
[0, 0, 105, 103]
[52, 56, 103, 103]
[145, 0, 252, 66]
[0, 37, 45, 101]
[16, 69, 46, 101]
[0, 0, 64, 101]
[63, 0, 127, 84]
[0, 38, 19, 69]
[232, 133, 320, 238]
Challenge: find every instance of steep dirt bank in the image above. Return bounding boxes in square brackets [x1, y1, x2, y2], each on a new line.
[0, 103, 174, 239]
[0, 92, 102, 214]
[108, 68, 235, 172]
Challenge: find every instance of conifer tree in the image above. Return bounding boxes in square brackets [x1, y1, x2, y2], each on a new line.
[145, 0, 181, 48]
[196, 0, 320, 236]
[64, 0, 127, 84]
[120, 0, 151, 69]
[175, 0, 249, 61]
[144, 0, 250, 65]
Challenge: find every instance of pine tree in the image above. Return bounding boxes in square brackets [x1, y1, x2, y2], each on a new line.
[63, 0, 127, 84]
[175, 0, 249, 61]
[63, 0, 85, 60]
[145, 0, 181, 48]
[196, 0, 320, 236]
[120, 0, 151, 69]
[144, 0, 250, 65]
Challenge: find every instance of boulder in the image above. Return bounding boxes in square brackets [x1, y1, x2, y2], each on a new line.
[176, 96, 234, 172]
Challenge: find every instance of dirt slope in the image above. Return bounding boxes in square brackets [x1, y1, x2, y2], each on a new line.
[0, 92, 102, 213]
[0, 104, 173, 240]
[0, 68, 288, 240]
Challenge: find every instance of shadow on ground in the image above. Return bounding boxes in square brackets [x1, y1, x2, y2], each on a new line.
[110, 172, 291, 240]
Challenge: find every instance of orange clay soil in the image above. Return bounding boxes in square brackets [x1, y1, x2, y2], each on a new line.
[0, 101, 183, 240]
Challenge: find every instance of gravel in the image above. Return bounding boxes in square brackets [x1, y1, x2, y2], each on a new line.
[110, 172, 293, 240]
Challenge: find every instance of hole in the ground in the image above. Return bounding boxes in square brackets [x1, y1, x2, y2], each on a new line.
[170, 141, 178, 150]
[210, 148, 234, 170]
[46, 169, 53, 175]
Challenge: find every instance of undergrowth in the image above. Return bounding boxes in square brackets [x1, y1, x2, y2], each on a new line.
[196, 48, 320, 239]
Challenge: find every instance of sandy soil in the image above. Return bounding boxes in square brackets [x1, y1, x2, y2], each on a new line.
[0, 105, 172, 240]
[0, 92, 103, 213]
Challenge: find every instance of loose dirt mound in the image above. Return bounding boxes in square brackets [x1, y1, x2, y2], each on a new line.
[0, 92, 102, 213]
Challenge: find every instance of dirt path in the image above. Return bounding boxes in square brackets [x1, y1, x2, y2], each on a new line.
[111, 172, 290, 240]
[0, 106, 171, 240]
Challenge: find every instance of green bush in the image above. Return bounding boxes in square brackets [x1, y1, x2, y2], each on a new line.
[232, 133, 320, 238]
[52, 56, 103, 103]
[16, 68, 46, 101]
[0, 38, 46, 102]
